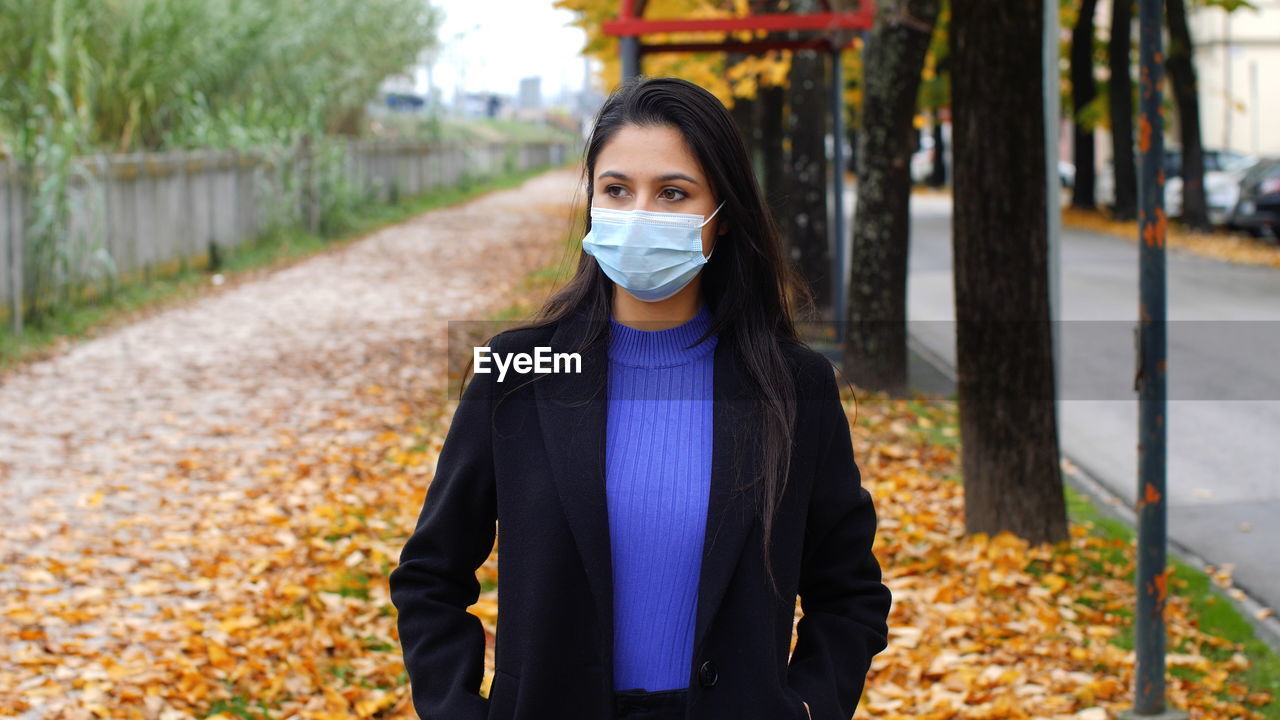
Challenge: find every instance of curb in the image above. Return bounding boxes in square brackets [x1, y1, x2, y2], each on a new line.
[900, 331, 1280, 654]
[1060, 452, 1280, 654]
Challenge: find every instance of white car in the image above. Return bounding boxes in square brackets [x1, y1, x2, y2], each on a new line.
[1059, 161, 1076, 189]
[1095, 148, 1257, 225]
[911, 134, 937, 184]
[1166, 153, 1258, 226]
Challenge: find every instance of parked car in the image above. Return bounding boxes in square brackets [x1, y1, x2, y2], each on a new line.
[911, 134, 937, 184]
[1095, 148, 1256, 226]
[1058, 161, 1076, 190]
[1229, 158, 1280, 240]
[1166, 150, 1257, 225]
[908, 125, 954, 186]
[1096, 148, 1173, 209]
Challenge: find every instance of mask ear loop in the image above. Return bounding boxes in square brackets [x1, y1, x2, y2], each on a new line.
[700, 200, 726, 260]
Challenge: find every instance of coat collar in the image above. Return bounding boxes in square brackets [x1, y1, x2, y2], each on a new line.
[533, 304, 762, 690]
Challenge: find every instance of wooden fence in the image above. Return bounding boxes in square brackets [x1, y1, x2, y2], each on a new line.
[1, 138, 577, 326]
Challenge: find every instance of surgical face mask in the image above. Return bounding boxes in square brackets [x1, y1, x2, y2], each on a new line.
[581, 200, 725, 303]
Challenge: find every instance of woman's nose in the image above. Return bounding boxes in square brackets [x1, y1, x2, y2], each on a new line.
[633, 197, 655, 212]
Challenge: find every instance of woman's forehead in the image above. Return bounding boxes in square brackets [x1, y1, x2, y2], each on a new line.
[596, 124, 705, 181]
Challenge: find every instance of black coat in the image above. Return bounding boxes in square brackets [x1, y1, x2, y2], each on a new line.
[388, 309, 892, 720]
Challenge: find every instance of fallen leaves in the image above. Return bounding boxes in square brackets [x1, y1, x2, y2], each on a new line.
[1, 410, 435, 718]
[0, 382, 1274, 719]
[842, 390, 1274, 720]
[1062, 206, 1280, 269]
[0, 170, 582, 718]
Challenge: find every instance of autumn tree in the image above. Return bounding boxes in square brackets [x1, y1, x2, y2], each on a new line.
[728, 53, 762, 165]
[842, 0, 940, 396]
[1165, 0, 1209, 230]
[757, 0, 792, 235]
[724, 47, 792, 221]
[1109, 0, 1138, 221]
[919, 3, 950, 187]
[785, 19, 832, 315]
[758, 78, 787, 209]
[926, 111, 946, 187]
[950, 0, 1068, 544]
[1070, 0, 1100, 209]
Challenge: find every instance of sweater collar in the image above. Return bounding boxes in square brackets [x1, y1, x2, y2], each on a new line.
[607, 302, 717, 368]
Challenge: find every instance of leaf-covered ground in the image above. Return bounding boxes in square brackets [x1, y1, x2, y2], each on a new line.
[8, 386, 1271, 719]
[2, 171, 1276, 719]
[1061, 207, 1280, 270]
[909, 184, 1280, 270]
[0, 168, 581, 719]
[844, 394, 1275, 719]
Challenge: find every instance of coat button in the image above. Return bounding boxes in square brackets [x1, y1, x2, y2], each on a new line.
[698, 660, 718, 688]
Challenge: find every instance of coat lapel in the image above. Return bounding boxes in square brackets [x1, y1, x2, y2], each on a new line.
[534, 311, 614, 673]
[692, 337, 763, 661]
[534, 309, 764, 688]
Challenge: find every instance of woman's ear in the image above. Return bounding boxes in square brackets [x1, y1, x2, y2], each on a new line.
[717, 220, 729, 236]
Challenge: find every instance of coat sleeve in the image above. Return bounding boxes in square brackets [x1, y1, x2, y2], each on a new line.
[388, 345, 499, 720]
[786, 362, 892, 720]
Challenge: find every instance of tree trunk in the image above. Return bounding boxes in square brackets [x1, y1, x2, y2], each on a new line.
[728, 53, 761, 175]
[1166, 0, 1210, 231]
[842, 0, 939, 396]
[846, 125, 859, 179]
[950, 0, 1069, 545]
[1109, 0, 1138, 221]
[927, 109, 947, 187]
[730, 94, 760, 173]
[786, 47, 832, 315]
[759, 82, 787, 217]
[1071, 0, 1099, 209]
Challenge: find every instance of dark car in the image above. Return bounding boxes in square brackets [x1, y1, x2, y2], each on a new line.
[1229, 158, 1280, 240]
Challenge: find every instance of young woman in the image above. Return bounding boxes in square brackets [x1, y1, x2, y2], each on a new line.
[389, 75, 892, 720]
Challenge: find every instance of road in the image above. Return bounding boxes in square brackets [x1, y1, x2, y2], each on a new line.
[841, 189, 1280, 618]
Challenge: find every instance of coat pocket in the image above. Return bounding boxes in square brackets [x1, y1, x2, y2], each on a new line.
[486, 669, 520, 720]
[784, 687, 810, 720]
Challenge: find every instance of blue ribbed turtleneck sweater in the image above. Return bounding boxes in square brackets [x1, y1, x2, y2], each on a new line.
[606, 302, 717, 693]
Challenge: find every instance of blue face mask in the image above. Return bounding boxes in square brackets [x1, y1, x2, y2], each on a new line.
[581, 200, 726, 303]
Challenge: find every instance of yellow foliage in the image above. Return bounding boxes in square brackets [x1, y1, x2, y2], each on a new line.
[556, 0, 798, 108]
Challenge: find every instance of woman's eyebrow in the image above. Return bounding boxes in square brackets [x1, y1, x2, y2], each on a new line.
[597, 170, 701, 185]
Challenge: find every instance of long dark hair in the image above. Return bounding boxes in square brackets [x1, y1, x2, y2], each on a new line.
[517, 75, 815, 598]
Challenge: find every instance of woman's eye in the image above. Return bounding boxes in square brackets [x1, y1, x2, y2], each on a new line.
[661, 188, 686, 201]
[605, 185, 627, 198]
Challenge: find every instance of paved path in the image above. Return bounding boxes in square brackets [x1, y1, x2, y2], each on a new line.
[0, 167, 584, 713]
[882, 190, 1280, 617]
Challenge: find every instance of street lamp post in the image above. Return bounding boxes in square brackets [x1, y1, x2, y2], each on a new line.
[1119, 0, 1183, 718]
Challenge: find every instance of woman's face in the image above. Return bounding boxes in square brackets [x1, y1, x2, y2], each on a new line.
[592, 123, 728, 259]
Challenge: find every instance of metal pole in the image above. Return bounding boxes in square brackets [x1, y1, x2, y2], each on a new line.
[621, 37, 640, 81]
[620, 0, 640, 81]
[1126, 0, 1177, 716]
[830, 45, 846, 344]
[1044, 0, 1062, 472]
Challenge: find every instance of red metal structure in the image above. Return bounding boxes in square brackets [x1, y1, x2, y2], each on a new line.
[601, 0, 875, 337]
[604, 0, 872, 62]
